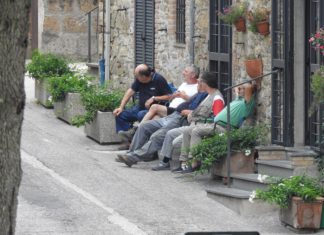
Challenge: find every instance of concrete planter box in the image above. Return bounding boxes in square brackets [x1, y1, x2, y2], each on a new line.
[280, 196, 324, 230]
[35, 79, 53, 108]
[211, 150, 255, 177]
[53, 93, 85, 124]
[84, 111, 121, 144]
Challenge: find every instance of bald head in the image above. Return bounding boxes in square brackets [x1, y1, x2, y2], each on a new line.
[134, 64, 152, 83]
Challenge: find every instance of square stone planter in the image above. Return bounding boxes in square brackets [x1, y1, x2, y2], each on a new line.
[211, 150, 255, 177]
[53, 93, 85, 124]
[84, 111, 121, 144]
[35, 79, 53, 108]
[280, 196, 324, 230]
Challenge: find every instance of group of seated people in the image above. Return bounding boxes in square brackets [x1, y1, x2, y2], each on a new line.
[112, 64, 256, 173]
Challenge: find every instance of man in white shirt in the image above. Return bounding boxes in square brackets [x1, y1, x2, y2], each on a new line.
[140, 65, 199, 122]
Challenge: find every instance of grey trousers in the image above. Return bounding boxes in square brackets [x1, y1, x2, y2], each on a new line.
[160, 126, 187, 159]
[128, 112, 183, 160]
[179, 123, 226, 161]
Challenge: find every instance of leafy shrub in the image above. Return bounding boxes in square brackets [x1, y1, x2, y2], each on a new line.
[191, 125, 268, 173]
[48, 74, 94, 102]
[72, 86, 123, 127]
[255, 175, 324, 208]
[26, 50, 71, 80]
[309, 66, 324, 114]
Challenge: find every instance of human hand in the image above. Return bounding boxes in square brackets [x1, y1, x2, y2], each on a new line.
[180, 109, 192, 117]
[145, 97, 154, 109]
[113, 107, 123, 116]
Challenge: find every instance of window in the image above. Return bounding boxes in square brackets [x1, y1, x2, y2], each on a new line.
[176, 0, 185, 43]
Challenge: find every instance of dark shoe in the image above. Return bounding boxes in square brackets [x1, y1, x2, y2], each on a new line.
[181, 164, 201, 174]
[171, 166, 183, 172]
[152, 161, 170, 171]
[117, 143, 130, 150]
[117, 154, 137, 167]
[142, 151, 159, 162]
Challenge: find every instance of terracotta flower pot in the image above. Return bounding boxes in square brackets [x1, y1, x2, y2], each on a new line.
[245, 57, 263, 79]
[280, 196, 324, 230]
[257, 20, 270, 36]
[234, 17, 246, 32]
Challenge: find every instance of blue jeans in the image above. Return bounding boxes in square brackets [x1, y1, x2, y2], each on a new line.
[115, 105, 148, 132]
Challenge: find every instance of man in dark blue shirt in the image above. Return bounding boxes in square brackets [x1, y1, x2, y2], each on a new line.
[113, 64, 172, 133]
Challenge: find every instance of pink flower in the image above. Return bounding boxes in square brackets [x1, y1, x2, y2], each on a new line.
[315, 33, 321, 38]
[320, 46, 324, 49]
[309, 37, 315, 42]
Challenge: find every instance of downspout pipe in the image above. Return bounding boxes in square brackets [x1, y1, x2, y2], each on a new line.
[189, 0, 195, 64]
[104, 0, 111, 82]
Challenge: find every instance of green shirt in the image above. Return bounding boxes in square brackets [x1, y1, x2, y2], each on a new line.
[214, 96, 255, 128]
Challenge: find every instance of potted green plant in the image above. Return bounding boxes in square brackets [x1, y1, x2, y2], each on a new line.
[26, 50, 71, 108]
[191, 125, 267, 176]
[48, 74, 93, 124]
[309, 66, 324, 114]
[248, 8, 270, 36]
[218, 1, 248, 32]
[72, 86, 123, 144]
[254, 175, 324, 230]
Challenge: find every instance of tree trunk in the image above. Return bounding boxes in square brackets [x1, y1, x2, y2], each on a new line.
[0, 1, 31, 234]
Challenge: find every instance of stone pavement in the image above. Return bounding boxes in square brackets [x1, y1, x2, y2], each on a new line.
[15, 76, 319, 235]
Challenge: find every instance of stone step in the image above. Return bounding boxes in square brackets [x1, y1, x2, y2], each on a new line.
[86, 62, 99, 77]
[206, 187, 277, 215]
[256, 160, 294, 178]
[231, 173, 271, 191]
[255, 145, 287, 160]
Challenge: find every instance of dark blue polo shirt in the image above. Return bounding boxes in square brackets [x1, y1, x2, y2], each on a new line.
[131, 72, 172, 109]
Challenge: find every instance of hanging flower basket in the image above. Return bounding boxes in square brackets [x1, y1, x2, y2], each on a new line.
[257, 21, 270, 36]
[234, 17, 246, 32]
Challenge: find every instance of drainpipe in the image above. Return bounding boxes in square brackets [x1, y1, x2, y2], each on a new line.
[104, 0, 111, 82]
[189, 0, 195, 64]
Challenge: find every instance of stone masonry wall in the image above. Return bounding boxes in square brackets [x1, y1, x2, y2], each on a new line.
[41, 0, 98, 61]
[232, 0, 272, 126]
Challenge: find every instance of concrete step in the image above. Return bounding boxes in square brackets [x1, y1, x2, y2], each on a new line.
[206, 187, 278, 215]
[86, 62, 99, 77]
[256, 160, 293, 178]
[231, 173, 271, 191]
[255, 145, 287, 160]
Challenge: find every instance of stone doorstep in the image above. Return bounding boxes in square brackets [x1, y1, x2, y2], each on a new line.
[231, 173, 271, 191]
[256, 145, 287, 161]
[256, 160, 294, 178]
[206, 187, 278, 216]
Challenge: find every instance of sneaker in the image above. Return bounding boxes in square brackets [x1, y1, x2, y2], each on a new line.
[152, 161, 170, 171]
[117, 154, 137, 167]
[118, 127, 137, 142]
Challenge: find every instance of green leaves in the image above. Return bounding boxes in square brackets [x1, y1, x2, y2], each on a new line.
[191, 125, 268, 173]
[72, 85, 123, 127]
[48, 74, 93, 102]
[255, 175, 324, 208]
[26, 50, 71, 80]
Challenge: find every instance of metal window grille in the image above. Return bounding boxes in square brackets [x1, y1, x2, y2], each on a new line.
[176, 0, 185, 44]
[209, 0, 232, 103]
[271, 0, 294, 146]
[305, 0, 324, 153]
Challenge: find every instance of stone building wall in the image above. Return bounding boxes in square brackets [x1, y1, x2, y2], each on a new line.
[40, 0, 98, 61]
[232, 0, 272, 126]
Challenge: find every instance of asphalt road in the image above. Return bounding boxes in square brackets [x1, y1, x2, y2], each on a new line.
[15, 76, 305, 235]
